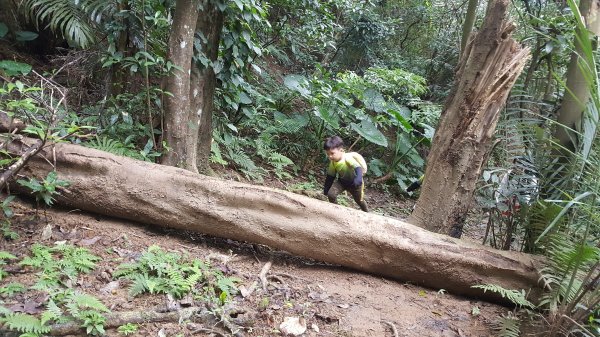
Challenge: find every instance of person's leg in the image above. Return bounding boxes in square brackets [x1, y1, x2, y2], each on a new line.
[348, 183, 368, 212]
[327, 181, 344, 204]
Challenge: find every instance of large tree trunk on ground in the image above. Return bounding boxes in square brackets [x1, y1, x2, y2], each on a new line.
[6, 138, 544, 304]
[408, 0, 530, 237]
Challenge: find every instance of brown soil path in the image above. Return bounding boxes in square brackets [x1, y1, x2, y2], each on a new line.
[0, 196, 504, 337]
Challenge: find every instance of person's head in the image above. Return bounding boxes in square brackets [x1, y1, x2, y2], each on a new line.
[323, 136, 345, 162]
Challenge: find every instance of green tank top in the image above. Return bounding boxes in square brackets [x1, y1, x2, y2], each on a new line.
[327, 152, 361, 182]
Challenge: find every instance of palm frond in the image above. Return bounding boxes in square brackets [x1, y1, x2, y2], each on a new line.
[20, 0, 98, 48]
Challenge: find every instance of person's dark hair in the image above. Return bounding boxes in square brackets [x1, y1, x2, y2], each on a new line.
[323, 136, 344, 150]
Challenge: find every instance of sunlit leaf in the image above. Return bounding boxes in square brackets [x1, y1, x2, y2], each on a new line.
[351, 119, 388, 147]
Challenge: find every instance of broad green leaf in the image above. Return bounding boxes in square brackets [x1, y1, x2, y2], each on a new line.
[238, 92, 252, 104]
[351, 119, 388, 147]
[363, 88, 386, 113]
[0, 23, 8, 38]
[314, 106, 339, 129]
[283, 74, 310, 96]
[15, 31, 38, 41]
[0, 60, 32, 76]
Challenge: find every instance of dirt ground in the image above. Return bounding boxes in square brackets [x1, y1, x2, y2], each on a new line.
[0, 183, 505, 337]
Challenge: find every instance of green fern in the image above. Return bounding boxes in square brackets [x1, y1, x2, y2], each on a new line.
[0, 282, 26, 297]
[41, 299, 64, 325]
[65, 292, 109, 315]
[20, 243, 100, 289]
[210, 141, 229, 166]
[0, 251, 17, 261]
[127, 273, 150, 297]
[472, 284, 536, 309]
[492, 313, 521, 337]
[115, 246, 213, 299]
[85, 135, 136, 158]
[0, 313, 51, 334]
[0, 251, 17, 281]
[538, 235, 599, 312]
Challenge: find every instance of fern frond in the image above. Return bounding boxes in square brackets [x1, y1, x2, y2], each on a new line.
[41, 299, 63, 325]
[492, 313, 521, 337]
[68, 292, 109, 313]
[85, 136, 130, 156]
[0, 313, 51, 334]
[472, 284, 535, 309]
[128, 273, 149, 297]
[113, 263, 141, 278]
[228, 151, 257, 172]
[0, 251, 17, 261]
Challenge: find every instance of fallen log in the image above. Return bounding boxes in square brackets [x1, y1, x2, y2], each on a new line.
[8, 137, 544, 304]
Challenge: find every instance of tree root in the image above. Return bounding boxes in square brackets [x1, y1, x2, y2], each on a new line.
[259, 259, 273, 291]
[384, 320, 399, 337]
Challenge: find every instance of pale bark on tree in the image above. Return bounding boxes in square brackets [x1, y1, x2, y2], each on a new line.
[161, 0, 224, 174]
[161, 0, 200, 172]
[7, 138, 544, 304]
[553, 0, 600, 152]
[408, 0, 530, 238]
[194, 2, 224, 175]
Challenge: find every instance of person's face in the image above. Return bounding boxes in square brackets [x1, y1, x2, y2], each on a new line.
[326, 148, 344, 162]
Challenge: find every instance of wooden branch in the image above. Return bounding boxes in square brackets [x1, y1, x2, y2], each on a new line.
[0, 137, 44, 191]
[1, 306, 216, 337]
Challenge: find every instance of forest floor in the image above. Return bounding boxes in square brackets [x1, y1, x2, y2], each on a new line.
[0, 173, 506, 337]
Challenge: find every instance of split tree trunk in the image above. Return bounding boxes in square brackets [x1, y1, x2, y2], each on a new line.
[8, 138, 544, 304]
[408, 0, 530, 237]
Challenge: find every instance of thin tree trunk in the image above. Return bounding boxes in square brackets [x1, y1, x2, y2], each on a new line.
[408, 0, 530, 237]
[194, 1, 224, 175]
[8, 138, 544, 304]
[553, 0, 600, 152]
[161, 0, 200, 172]
[461, 0, 480, 53]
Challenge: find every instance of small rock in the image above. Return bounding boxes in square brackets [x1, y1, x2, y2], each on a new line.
[311, 323, 320, 332]
[41, 224, 52, 241]
[279, 316, 307, 336]
[100, 281, 120, 295]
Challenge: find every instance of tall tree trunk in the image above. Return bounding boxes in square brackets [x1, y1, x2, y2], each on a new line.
[161, 0, 200, 172]
[7, 138, 544, 304]
[553, 0, 600, 152]
[461, 0, 480, 53]
[109, 0, 130, 97]
[194, 1, 224, 175]
[408, 0, 530, 237]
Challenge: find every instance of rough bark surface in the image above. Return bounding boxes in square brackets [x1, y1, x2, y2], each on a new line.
[8, 139, 544, 304]
[161, 0, 199, 172]
[408, 0, 530, 237]
[192, 1, 224, 174]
